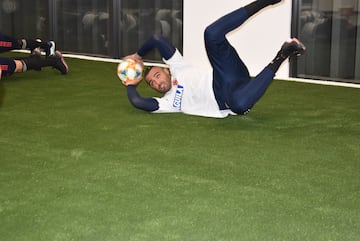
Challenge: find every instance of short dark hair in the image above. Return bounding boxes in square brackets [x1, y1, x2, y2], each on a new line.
[142, 66, 153, 79]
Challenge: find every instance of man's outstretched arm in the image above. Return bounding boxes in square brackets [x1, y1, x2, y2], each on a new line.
[126, 85, 159, 112]
[137, 35, 176, 60]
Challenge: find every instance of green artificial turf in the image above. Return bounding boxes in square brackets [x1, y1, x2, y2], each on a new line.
[0, 56, 359, 241]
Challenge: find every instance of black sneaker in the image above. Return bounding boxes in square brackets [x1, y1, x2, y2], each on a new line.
[45, 41, 56, 57]
[279, 38, 306, 58]
[52, 51, 68, 75]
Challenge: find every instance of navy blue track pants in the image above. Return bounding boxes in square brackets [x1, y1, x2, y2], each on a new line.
[205, 7, 275, 114]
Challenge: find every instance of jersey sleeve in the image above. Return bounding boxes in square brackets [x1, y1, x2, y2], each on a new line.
[126, 85, 159, 112]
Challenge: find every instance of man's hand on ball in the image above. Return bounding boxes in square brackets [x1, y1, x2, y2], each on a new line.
[123, 53, 144, 68]
[124, 76, 142, 86]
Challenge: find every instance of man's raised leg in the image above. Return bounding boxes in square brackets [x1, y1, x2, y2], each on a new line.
[229, 38, 306, 114]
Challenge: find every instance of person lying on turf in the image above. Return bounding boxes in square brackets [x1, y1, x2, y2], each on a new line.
[0, 50, 68, 80]
[0, 31, 55, 56]
[122, 0, 305, 118]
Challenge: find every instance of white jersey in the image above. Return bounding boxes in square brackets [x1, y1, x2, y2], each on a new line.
[152, 49, 236, 118]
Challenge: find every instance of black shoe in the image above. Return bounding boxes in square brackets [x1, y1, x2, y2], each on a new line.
[279, 38, 306, 58]
[52, 51, 68, 75]
[45, 41, 56, 57]
[28, 38, 42, 55]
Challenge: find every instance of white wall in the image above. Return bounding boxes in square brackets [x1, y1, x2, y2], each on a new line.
[183, 0, 292, 79]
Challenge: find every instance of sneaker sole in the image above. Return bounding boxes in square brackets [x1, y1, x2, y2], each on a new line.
[55, 50, 69, 74]
[286, 38, 306, 56]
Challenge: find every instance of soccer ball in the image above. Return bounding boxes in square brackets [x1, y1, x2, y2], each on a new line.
[117, 58, 143, 84]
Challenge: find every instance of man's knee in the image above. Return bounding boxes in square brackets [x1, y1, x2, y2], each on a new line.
[204, 24, 221, 43]
[230, 99, 252, 115]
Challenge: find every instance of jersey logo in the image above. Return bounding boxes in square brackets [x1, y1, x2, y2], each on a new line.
[172, 84, 184, 110]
